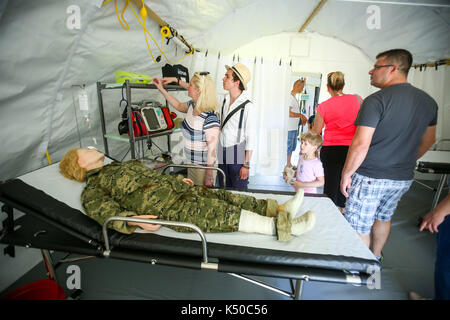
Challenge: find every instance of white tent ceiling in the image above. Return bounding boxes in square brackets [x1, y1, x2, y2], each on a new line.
[149, 0, 450, 64]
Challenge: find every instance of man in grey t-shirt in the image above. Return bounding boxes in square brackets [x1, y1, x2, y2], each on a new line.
[340, 49, 438, 261]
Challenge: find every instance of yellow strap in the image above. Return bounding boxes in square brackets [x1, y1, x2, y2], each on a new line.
[45, 150, 52, 165]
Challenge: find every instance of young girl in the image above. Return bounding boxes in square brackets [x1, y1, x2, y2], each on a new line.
[289, 132, 325, 194]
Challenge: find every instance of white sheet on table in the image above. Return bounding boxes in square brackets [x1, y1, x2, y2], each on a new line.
[418, 150, 450, 164]
[18, 161, 376, 261]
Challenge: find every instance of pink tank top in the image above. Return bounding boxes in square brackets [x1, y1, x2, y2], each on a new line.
[316, 94, 362, 146]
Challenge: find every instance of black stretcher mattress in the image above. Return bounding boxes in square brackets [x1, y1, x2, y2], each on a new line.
[0, 162, 380, 278]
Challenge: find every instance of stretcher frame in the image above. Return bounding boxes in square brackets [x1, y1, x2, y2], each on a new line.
[415, 150, 450, 209]
[0, 168, 379, 300]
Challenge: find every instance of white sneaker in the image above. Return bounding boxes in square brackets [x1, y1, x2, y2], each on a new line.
[291, 210, 316, 236]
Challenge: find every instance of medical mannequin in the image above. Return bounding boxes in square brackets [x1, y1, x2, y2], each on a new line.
[59, 148, 316, 241]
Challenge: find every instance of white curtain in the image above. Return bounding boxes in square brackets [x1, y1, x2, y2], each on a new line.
[408, 65, 450, 146]
[186, 52, 293, 176]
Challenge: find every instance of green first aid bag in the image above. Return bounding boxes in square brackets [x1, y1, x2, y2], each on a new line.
[115, 70, 152, 84]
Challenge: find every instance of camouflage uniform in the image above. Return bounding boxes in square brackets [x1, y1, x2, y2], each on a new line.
[81, 160, 279, 235]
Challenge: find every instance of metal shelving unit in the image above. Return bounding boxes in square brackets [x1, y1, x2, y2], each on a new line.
[96, 80, 186, 159]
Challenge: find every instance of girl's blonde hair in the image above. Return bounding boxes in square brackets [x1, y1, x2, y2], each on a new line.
[59, 148, 86, 182]
[300, 132, 323, 157]
[327, 71, 345, 91]
[192, 72, 219, 112]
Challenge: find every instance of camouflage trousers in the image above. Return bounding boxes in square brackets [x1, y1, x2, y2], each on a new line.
[159, 187, 278, 233]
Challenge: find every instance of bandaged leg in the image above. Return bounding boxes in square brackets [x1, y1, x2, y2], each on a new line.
[291, 210, 316, 236]
[276, 211, 292, 241]
[238, 209, 276, 235]
[276, 210, 316, 241]
[238, 208, 315, 241]
[277, 189, 304, 219]
[265, 199, 279, 217]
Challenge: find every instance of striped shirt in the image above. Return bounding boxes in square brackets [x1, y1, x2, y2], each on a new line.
[181, 100, 220, 164]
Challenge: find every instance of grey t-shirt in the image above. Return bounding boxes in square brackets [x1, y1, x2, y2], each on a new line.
[355, 83, 438, 180]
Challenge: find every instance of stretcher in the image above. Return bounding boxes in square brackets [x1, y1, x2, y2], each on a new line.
[416, 150, 450, 209]
[0, 160, 380, 299]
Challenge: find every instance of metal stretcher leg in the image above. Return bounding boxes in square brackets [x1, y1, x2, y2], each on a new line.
[294, 279, 304, 300]
[41, 249, 57, 282]
[40, 251, 88, 299]
[227, 275, 307, 300]
[1, 204, 15, 257]
[432, 174, 448, 209]
[227, 273, 295, 298]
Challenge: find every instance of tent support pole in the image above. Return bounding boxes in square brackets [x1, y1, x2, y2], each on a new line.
[130, 0, 195, 54]
[298, 0, 328, 33]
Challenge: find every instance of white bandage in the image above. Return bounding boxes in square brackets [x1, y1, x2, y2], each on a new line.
[283, 188, 304, 219]
[291, 210, 316, 236]
[238, 210, 276, 235]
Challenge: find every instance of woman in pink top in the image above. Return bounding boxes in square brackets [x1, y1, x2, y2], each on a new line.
[312, 72, 362, 213]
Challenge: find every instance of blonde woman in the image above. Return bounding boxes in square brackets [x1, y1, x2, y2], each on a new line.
[153, 72, 219, 187]
[311, 71, 362, 213]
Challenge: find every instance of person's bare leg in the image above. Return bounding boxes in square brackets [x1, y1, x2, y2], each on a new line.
[371, 219, 391, 257]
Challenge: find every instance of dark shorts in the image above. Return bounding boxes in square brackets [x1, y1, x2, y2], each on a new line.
[217, 143, 248, 190]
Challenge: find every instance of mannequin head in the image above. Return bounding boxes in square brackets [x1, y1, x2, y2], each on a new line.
[59, 148, 105, 182]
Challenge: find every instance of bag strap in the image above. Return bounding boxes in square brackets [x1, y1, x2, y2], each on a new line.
[221, 97, 226, 122]
[236, 107, 246, 143]
[354, 94, 363, 105]
[220, 99, 250, 130]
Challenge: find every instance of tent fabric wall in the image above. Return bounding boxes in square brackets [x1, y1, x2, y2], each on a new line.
[186, 52, 293, 176]
[231, 31, 450, 148]
[231, 32, 378, 104]
[150, 0, 450, 64]
[0, 0, 183, 180]
[409, 65, 450, 144]
[309, 1, 450, 64]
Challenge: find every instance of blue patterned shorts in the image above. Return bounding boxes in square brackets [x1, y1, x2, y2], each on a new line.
[345, 173, 412, 234]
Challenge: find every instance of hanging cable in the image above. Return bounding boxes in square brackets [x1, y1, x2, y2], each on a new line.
[45, 150, 52, 165]
[112, 0, 129, 30]
[107, 0, 193, 64]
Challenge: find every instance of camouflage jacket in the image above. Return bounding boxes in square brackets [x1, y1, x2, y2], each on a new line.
[81, 160, 190, 234]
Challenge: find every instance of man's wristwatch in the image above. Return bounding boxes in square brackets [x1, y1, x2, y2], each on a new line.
[242, 161, 250, 169]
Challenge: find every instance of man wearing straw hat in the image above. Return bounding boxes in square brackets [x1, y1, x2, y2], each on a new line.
[218, 63, 256, 190]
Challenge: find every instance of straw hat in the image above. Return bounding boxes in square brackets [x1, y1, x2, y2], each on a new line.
[225, 63, 251, 90]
